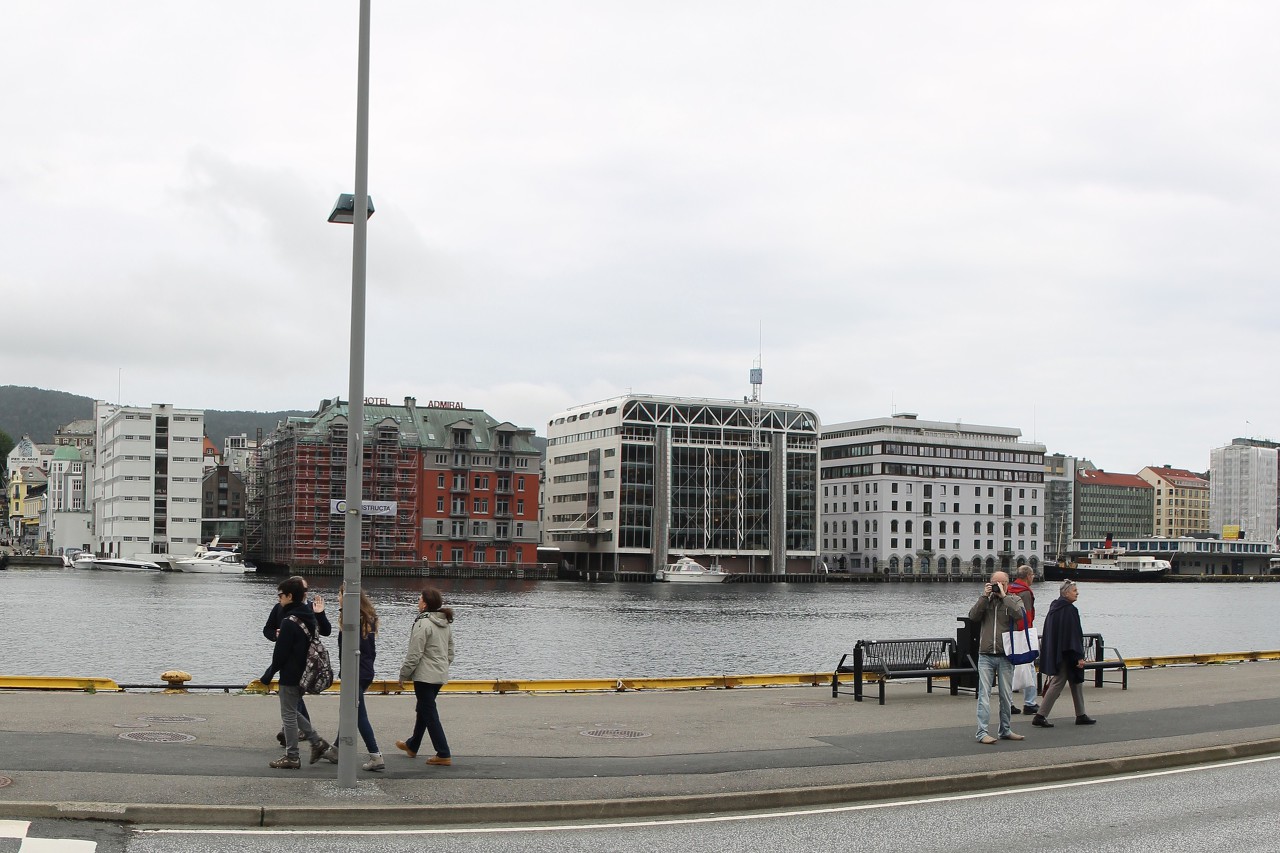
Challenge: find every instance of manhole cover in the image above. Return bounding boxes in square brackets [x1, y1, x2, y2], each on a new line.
[581, 729, 650, 739]
[784, 701, 836, 707]
[0, 775, 12, 788]
[138, 715, 206, 724]
[114, 723, 150, 728]
[119, 731, 196, 743]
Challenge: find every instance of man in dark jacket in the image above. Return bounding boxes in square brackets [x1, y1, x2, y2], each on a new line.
[1032, 580, 1097, 728]
[262, 575, 330, 746]
[261, 577, 333, 769]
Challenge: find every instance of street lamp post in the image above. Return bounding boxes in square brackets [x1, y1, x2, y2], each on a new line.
[328, 0, 373, 790]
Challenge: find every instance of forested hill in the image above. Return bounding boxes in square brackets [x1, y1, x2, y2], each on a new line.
[0, 386, 307, 447]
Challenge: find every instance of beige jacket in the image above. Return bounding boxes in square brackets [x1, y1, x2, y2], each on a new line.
[967, 591, 1026, 656]
[399, 612, 454, 684]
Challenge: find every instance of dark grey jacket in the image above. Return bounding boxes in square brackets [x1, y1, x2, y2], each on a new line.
[967, 590, 1026, 656]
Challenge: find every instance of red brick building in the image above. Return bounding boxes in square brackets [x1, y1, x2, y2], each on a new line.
[255, 396, 540, 570]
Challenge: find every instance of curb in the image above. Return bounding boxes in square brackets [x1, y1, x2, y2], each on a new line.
[3, 737, 1278, 828]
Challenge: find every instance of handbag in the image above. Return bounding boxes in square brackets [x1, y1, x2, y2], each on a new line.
[1011, 661, 1036, 692]
[1003, 621, 1040, 665]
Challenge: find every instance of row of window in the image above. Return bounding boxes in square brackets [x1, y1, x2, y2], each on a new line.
[823, 519, 1040, 535]
[427, 519, 527, 538]
[434, 474, 528, 491]
[823, 537, 1040, 553]
[433, 496, 526, 514]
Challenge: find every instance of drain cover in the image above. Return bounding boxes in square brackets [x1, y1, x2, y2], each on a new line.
[581, 728, 650, 739]
[137, 715, 206, 724]
[0, 775, 12, 788]
[119, 731, 196, 743]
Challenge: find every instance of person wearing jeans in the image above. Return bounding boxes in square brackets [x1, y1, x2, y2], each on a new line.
[395, 587, 455, 766]
[967, 570, 1026, 745]
[321, 585, 385, 771]
[261, 577, 332, 769]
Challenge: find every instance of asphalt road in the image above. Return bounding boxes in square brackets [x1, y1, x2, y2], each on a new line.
[20, 753, 1276, 853]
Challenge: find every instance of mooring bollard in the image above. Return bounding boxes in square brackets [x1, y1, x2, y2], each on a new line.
[161, 670, 193, 693]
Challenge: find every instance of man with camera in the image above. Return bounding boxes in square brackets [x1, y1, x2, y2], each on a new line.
[967, 570, 1027, 745]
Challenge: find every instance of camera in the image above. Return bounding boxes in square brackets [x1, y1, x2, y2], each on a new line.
[990, 582, 1004, 596]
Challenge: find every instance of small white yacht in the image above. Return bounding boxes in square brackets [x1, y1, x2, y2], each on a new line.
[174, 550, 251, 574]
[655, 556, 731, 584]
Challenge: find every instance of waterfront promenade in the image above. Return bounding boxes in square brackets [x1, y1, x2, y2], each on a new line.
[1, 660, 1278, 827]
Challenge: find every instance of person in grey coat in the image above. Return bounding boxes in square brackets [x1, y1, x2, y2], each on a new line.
[967, 570, 1026, 744]
[394, 587, 456, 766]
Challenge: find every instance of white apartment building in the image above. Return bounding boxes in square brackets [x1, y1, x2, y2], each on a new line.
[542, 393, 821, 575]
[1209, 440, 1279, 544]
[819, 413, 1047, 575]
[91, 401, 206, 558]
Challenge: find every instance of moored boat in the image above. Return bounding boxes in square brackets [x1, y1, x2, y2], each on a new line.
[174, 550, 251, 574]
[91, 557, 164, 572]
[655, 556, 731, 583]
[1046, 541, 1170, 583]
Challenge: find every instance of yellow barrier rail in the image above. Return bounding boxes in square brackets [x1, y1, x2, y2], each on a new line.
[5, 652, 1277, 694]
[0, 676, 121, 691]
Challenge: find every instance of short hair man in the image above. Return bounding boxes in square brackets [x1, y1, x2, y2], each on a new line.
[261, 577, 333, 769]
[967, 570, 1027, 744]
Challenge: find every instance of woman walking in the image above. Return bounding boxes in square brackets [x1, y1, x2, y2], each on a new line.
[321, 585, 385, 771]
[1033, 580, 1098, 728]
[396, 587, 455, 766]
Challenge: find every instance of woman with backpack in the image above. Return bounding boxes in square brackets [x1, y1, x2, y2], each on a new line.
[395, 587, 455, 766]
[261, 576, 333, 769]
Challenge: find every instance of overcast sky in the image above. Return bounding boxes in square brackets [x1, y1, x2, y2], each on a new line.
[4, 3, 1277, 473]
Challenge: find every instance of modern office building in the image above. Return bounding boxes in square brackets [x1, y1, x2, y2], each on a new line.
[542, 393, 820, 575]
[1209, 440, 1279, 544]
[257, 397, 540, 570]
[1043, 453, 1091, 562]
[1138, 466, 1211, 539]
[91, 401, 206, 558]
[819, 413, 1046, 574]
[201, 464, 246, 547]
[1073, 469, 1153, 540]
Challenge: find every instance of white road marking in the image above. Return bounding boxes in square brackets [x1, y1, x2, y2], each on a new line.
[144, 752, 1280, 836]
[0, 820, 31, 838]
[18, 838, 96, 852]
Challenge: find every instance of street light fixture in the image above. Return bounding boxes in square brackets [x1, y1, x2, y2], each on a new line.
[327, 0, 373, 790]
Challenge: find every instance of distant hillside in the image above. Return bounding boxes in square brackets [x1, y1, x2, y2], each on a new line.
[0, 386, 308, 447]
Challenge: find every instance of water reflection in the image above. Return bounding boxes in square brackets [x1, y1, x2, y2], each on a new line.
[1, 570, 1275, 684]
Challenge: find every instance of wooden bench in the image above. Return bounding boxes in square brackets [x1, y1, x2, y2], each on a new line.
[1037, 632, 1128, 691]
[832, 638, 976, 705]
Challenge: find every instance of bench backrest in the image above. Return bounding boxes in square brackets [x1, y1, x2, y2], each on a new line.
[856, 638, 957, 671]
[1081, 632, 1107, 662]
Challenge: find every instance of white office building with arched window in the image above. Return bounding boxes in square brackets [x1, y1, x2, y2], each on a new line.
[819, 413, 1046, 576]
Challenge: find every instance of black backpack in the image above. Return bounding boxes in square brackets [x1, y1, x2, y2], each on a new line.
[288, 615, 334, 694]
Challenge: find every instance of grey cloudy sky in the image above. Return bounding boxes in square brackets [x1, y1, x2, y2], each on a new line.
[4, 2, 1277, 473]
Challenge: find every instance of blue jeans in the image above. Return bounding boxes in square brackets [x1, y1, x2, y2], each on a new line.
[406, 681, 450, 758]
[332, 678, 379, 754]
[976, 654, 1014, 740]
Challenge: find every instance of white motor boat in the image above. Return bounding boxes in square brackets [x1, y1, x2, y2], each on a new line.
[72, 554, 97, 570]
[174, 550, 251, 574]
[92, 557, 164, 572]
[655, 556, 731, 583]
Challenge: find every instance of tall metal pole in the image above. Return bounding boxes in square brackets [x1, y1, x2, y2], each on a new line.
[338, 0, 372, 789]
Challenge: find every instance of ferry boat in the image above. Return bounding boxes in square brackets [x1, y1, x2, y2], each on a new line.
[655, 556, 731, 583]
[1046, 538, 1170, 582]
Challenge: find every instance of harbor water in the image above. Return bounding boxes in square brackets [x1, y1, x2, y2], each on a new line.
[2, 569, 1277, 685]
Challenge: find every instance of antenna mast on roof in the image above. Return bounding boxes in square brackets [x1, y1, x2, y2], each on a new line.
[749, 331, 764, 447]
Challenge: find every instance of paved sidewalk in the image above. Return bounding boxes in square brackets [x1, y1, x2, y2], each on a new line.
[1, 662, 1278, 826]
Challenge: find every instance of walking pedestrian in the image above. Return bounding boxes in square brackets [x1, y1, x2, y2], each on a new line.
[319, 584, 385, 771]
[261, 577, 333, 769]
[262, 575, 331, 746]
[1006, 564, 1040, 716]
[395, 587, 455, 766]
[1033, 580, 1097, 728]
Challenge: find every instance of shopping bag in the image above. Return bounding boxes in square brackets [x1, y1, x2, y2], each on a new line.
[1011, 661, 1036, 692]
[1002, 623, 1040, 664]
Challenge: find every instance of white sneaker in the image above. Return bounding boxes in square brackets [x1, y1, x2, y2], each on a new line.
[362, 753, 385, 772]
